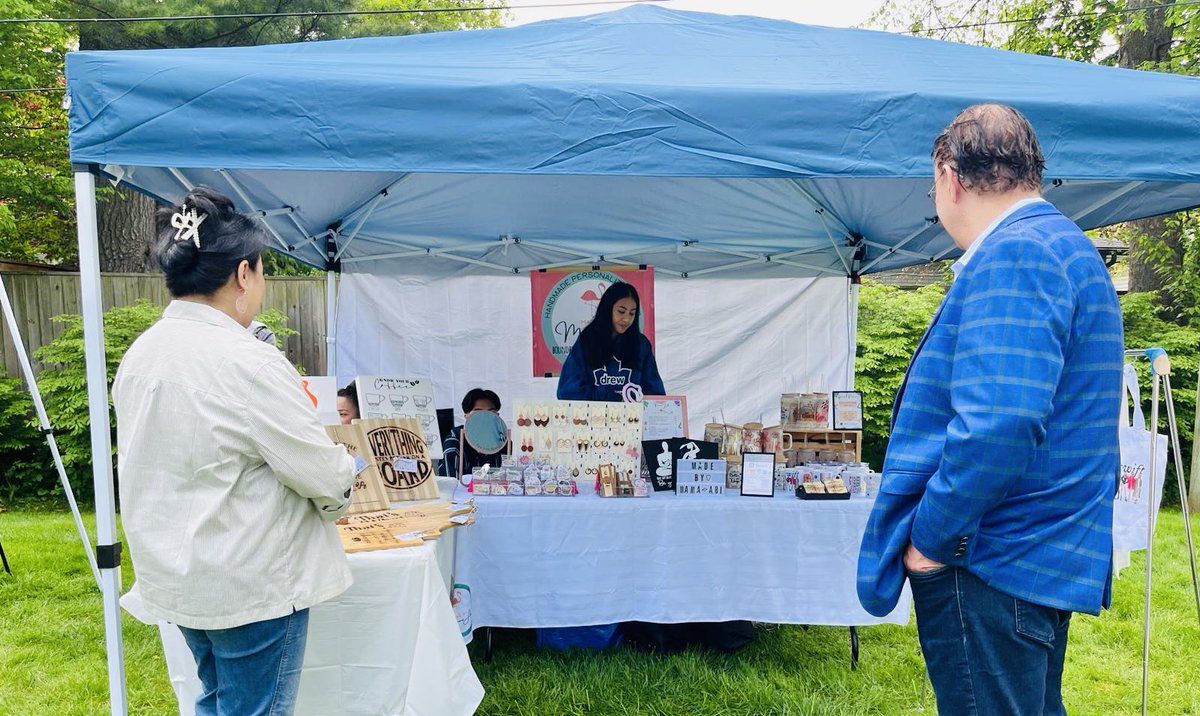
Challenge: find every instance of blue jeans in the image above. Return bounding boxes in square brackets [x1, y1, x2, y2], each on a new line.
[908, 566, 1071, 716]
[179, 609, 310, 716]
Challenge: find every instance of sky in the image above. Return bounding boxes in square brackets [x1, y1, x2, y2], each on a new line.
[504, 0, 883, 29]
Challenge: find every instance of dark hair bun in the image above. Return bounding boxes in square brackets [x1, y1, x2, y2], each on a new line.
[151, 186, 270, 298]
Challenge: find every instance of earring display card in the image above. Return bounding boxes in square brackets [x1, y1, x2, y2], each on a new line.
[513, 400, 645, 495]
[355, 376, 442, 459]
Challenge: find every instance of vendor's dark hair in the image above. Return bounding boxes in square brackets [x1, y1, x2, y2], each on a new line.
[462, 388, 501, 414]
[337, 381, 359, 413]
[932, 104, 1044, 194]
[152, 186, 270, 298]
[576, 282, 642, 369]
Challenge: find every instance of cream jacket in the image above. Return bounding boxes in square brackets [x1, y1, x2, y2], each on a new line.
[113, 300, 355, 629]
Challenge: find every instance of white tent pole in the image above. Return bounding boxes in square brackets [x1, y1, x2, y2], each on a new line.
[325, 270, 337, 377]
[74, 168, 129, 716]
[0, 273, 101, 588]
[847, 279, 860, 390]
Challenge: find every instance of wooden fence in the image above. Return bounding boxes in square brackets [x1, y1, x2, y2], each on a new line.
[0, 272, 328, 379]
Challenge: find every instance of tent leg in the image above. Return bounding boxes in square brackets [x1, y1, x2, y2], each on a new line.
[326, 270, 337, 377]
[75, 169, 129, 716]
[0, 272, 102, 589]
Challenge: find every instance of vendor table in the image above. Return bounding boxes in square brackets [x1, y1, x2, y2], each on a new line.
[124, 522, 483, 716]
[454, 488, 910, 665]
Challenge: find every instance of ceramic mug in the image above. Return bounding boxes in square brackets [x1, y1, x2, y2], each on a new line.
[762, 425, 793, 456]
[741, 422, 764, 454]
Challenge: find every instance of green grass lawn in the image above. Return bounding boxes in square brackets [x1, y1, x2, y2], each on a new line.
[2, 507, 1199, 715]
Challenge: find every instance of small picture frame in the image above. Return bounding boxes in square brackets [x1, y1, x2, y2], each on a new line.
[740, 452, 776, 498]
[832, 390, 864, 430]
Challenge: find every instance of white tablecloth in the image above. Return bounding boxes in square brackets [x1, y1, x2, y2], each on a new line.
[124, 526, 483, 716]
[454, 488, 910, 628]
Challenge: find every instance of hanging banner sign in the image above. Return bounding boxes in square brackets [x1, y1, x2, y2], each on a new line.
[530, 266, 655, 377]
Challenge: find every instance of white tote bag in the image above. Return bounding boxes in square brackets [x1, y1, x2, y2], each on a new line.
[1112, 364, 1169, 553]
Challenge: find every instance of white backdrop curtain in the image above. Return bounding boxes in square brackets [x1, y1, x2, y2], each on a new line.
[336, 272, 853, 437]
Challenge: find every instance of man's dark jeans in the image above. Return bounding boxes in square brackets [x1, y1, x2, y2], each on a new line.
[908, 566, 1071, 715]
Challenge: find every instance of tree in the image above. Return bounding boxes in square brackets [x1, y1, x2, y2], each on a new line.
[0, 1, 504, 271]
[0, 0, 75, 266]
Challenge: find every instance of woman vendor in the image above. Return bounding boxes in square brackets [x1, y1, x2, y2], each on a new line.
[439, 388, 503, 478]
[557, 282, 664, 401]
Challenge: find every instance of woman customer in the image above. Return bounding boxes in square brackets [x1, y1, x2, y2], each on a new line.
[557, 282, 664, 401]
[439, 388, 503, 479]
[113, 187, 357, 716]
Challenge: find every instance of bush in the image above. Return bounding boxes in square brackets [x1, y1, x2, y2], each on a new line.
[1120, 291, 1199, 507]
[0, 377, 53, 502]
[854, 280, 946, 468]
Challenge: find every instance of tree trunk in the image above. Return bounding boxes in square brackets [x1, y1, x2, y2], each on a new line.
[1119, 1, 1180, 302]
[97, 185, 156, 273]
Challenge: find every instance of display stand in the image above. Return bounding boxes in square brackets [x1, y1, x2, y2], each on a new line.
[783, 429, 862, 462]
[1126, 348, 1200, 716]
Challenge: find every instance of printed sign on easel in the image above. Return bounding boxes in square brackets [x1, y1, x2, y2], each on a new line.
[356, 418, 440, 502]
[325, 424, 390, 514]
[355, 376, 443, 459]
[642, 395, 688, 441]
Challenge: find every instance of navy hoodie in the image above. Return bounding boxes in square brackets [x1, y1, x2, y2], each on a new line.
[556, 332, 665, 401]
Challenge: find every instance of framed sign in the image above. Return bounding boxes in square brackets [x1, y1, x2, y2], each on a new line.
[530, 266, 655, 377]
[355, 376, 442, 459]
[740, 452, 776, 497]
[642, 395, 688, 440]
[832, 391, 864, 430]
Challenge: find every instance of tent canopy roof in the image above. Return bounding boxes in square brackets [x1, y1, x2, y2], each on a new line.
[66, 5, 1200, 276]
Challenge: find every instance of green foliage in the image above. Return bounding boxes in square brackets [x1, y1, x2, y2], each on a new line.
[254, 306, 299, 350]
[29, 300, 164, 499]
[262, 248, 323, 276]
[0, 0, 75, 265]
[1120, 291, 1199, 506]
[65, 0, 503, 50]
[0, 376, 52, 502]
[854, 280, 947, 468]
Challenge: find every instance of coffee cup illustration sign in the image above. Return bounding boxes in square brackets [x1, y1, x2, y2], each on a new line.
[358, 418, 439, 502]
[530, 267, 655, 377]
[355, 376, 442, 459]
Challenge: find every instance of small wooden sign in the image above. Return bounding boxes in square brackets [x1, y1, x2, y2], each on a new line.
[336, 501, 476, 552]
[325, 424, 390, 514]
[355, 418, 439, 502]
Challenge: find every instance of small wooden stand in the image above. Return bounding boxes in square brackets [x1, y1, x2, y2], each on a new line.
[783, 429, 862, 462]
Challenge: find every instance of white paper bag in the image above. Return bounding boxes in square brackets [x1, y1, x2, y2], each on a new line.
[1112, 364, 1168, 553]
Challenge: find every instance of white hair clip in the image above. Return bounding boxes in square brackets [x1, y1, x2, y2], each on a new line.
[170, 206, 206, 248]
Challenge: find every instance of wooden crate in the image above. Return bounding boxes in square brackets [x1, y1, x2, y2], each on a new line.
[783, 429, 862, 463]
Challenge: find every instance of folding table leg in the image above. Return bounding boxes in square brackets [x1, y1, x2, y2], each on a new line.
[849, 627, 859, 670]
[483, 627, 494, 662]
[0, 538, 10, 575]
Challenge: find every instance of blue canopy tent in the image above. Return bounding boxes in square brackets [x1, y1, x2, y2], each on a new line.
[62, 6, 1200, 713]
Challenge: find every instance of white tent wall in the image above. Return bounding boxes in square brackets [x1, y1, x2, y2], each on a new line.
[336, 272, 853, 436]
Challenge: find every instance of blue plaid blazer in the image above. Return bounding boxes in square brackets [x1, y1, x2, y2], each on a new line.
[857, 201, 1123, 617]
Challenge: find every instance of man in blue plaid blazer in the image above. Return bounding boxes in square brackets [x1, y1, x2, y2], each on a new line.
[857, 105, 1123, 715]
